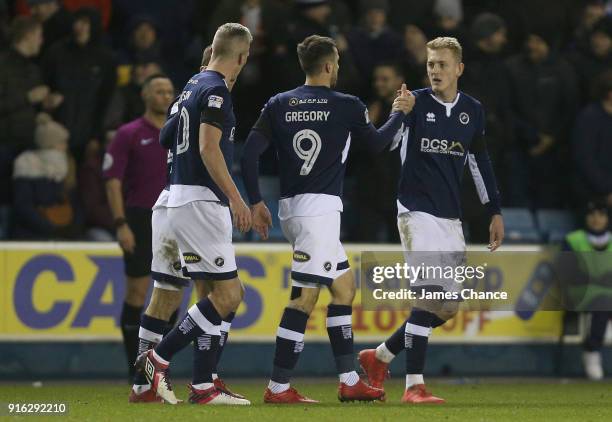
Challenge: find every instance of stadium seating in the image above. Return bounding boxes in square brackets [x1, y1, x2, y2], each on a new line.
[535, 209, 576, 244]
[501, 207, 541, 243]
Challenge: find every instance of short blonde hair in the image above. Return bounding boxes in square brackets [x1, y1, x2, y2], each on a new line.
[426, 37, 463, 62]
[212, 23, 252, 58]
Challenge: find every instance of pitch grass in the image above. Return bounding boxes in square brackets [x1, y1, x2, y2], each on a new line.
[1, 379, 612, 421]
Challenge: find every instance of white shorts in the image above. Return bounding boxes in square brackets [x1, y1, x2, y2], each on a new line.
[151, 205, 190, 290]
[397, 211, 466, 294]
[281, 212, 349, 288]
[168, 201, 237, 281]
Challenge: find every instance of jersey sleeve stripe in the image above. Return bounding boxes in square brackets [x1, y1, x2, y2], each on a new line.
[467, 153, 490, 204]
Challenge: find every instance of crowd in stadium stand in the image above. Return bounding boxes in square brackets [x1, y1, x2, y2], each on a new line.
[0, 0, 611, 243]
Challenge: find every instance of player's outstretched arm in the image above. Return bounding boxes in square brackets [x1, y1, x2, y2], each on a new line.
[352, 84, 414, 152]
[199, 122, 251, 233]
[241, 129, 272, 240]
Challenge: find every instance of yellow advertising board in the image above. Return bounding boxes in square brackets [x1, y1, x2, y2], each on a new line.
[0, 243, 561, 342]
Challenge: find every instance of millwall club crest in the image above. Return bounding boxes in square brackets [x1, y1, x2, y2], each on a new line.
[459, 112, 469, 125]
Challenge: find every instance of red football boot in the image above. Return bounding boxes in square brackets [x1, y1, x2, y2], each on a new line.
[401, 384, 445, 404]
[358, 349, 390, 390]
[338, 379, 385, 402]
[264, 387, 319, 404]
[188, 384, 250, 405]
[128, 388, 163, 403]
[134, 350, 179, 404]
[214, 377, 246, 399]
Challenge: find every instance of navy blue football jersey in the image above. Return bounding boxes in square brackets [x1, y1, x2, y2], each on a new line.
[250, 85, 403, 217]
[395, 88, 501, 219]
[159, 98, 179, 190]
[167, 70, 236, 206]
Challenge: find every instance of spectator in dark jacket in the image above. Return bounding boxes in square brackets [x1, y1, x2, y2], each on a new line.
[41, 7, 116, 158]
[400, 24, 429, 89]
[206, 0, 288, 141]
[117, 15, 162, 66]
[428, 0, 467, 45]
[12, 114, 81, 239]
[280, 0, 359, 94]
[28, 0, 73, 53]
[103, 54, 163, 134]
[347, 0, 404, 94]
[347, 62, 404, 242]
[0, 16, 63, 215]
[0, 16, 54, 151]
[573, 71, 612, 209]
[78, 138, 113, 240]
[461, 12, 513, 238]
[506, 29, 578, 208]
[571, 0, 607, 51]
[568, 17, 612, 105]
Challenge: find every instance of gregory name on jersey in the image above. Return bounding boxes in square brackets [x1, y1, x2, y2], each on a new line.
[420, 138, 465, 157]
[285, 110, 331, 122]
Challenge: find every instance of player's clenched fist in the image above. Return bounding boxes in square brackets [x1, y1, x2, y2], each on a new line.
[230, 197, 252, 233]
[392, 83, 415, 115]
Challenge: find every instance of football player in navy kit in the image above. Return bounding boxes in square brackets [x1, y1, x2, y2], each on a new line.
[359, 37, 505, 404]
[131, 45, 246, 403]
[136, 24, 253, 406]
[241, 35, 415, 403]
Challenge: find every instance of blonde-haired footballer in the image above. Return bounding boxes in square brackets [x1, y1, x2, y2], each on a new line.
[359, 37, 505, 404]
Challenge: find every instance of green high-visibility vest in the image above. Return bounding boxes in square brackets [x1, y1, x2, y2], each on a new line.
[566, 230, 612, 253]
[565, 230, 612, 278]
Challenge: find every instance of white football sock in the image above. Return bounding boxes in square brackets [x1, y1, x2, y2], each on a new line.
[192, 382, 214, 391]
[406, 374, 424, 389]
[268, 380, 290, 394]
[375, 343, 396, 363]
[339, 371, 359, 386]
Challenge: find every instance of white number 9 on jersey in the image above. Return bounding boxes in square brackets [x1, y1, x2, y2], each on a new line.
[292, 129, 322, 176]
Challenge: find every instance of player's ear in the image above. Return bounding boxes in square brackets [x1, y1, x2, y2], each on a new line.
[457, 62, 465, 77]
[325, 61, 332, 74]
[238, 53, 245, 66]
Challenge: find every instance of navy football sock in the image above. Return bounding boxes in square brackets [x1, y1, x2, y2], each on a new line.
[155, 298, 221, 362]
[384, 319, 408, 355]
[326, 304, 355, 374]
[120, 302, 143, 381]
[404, 310, 434, 375]
[213, 312, 235, 374]
[133, 314, 167, 387]
[193, 332, 221, 385]
[271, 307, 309, 384]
